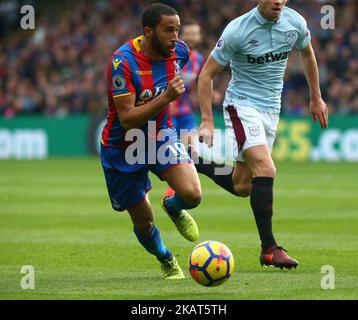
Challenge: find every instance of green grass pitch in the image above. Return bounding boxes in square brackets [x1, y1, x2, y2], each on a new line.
[0, 158, 357, 300]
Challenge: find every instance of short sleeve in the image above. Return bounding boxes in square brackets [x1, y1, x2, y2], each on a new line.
[176, 39, 191, 68]
[295, 16, 311, 50]
[108, 53, 135, 98]
[210, 22, 239, 66]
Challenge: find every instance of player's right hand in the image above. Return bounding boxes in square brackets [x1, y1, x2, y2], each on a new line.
[165, 76, 185, 102]
[198, 121, 214, 148]
[310, 97, 329, 129]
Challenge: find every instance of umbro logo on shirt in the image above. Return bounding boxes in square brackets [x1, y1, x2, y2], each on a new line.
[248, 39, 259, 47]
[247, 51, 289, 64]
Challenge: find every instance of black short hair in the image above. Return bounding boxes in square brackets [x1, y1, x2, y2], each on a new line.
[141, 3, 178, 29]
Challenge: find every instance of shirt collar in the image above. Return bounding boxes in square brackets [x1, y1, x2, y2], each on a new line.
[254, 6, 281, 25]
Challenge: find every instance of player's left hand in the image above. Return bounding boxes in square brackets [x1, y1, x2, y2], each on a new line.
[198, 120, 214, 147]
[310, 97, 328, 129]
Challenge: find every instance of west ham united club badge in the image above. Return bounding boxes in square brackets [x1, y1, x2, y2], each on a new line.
[285, 30, 297, 45]
[248, 126, 260, 137]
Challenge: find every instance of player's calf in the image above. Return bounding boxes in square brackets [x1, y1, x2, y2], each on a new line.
[178, 187, 202, 208]
[132, 220, 154, 235]
[233, 182, 251, 198]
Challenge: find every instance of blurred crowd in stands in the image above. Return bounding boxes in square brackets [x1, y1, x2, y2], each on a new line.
[0, 0, 357, 117]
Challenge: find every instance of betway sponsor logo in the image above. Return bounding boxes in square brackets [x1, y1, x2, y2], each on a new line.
[247, 51, 289, 64]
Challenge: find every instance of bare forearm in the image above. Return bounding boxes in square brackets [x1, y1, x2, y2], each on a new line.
[198, 73, 214, 122]
[121, 95, 170, 130]
[300, 48, 322, 99]
[299, 44, 329, 128]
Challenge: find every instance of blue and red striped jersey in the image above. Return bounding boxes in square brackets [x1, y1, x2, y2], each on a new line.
[170, 50, 205, 117]
[101, 36, 191, 147]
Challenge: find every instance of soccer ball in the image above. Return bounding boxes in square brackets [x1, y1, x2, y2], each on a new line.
[189, 240, 234, 287]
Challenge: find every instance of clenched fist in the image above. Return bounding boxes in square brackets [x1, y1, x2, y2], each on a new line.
[164, 76, 185, 102]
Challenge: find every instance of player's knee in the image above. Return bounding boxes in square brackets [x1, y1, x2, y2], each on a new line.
[252, 159, 276, 178]
[233, 183, 252, 197]
[265, 163, 276, 177]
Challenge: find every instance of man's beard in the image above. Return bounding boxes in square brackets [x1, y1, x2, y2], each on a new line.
[152, 34, 172, 58]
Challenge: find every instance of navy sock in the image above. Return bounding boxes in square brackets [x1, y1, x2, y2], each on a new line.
[250, 177, 277, 249]
[164, 194, 196, 218]
[134, 224, 172, 262]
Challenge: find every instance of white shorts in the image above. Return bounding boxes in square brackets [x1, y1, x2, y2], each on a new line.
[223, 105, 279, 162]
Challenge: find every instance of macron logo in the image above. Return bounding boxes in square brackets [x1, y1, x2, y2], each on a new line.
[247, 51, 289, 64]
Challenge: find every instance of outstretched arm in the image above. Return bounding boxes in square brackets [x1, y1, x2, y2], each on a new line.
[299, 42, 329, 129]
[197, 55, 225, 147]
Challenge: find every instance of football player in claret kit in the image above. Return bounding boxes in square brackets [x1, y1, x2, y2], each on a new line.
[197, 0, 329, 269]
[100, 3, 202, 279]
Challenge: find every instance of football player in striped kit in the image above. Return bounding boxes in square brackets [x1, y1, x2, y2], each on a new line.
[100, 3, 202, 280]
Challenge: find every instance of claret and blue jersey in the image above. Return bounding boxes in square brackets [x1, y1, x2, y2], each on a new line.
[101, 35, 191, 148]
[211, 6, 311, 113]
